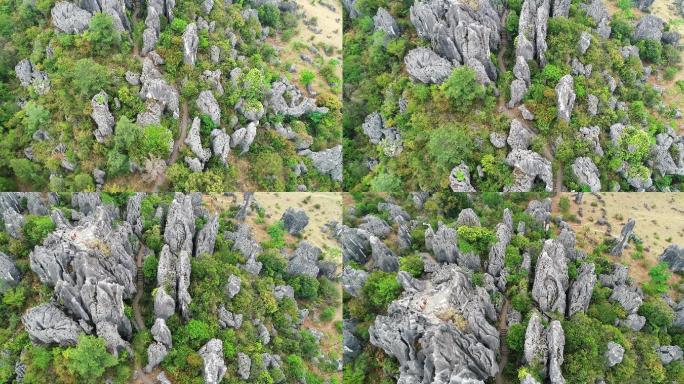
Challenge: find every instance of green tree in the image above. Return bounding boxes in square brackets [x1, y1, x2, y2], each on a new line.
[87, 12, 120, 53]
[23, 101, 50, 135]
[142, 255, 158, 280]
[639, 297, 674, 330]
[506, 323, 526, 352]
[370, 172, 401, 192]
[457, 226, 496, 254]
[363, 271, 401, 310]
[426, 124, 473, 175]
[23, 215, 55, 247]
[290, 275, 319, 300]
[644, 262, 671, 295]
[399, 255, 424, 278]
[62, 335, 117, 384]
[440, 67, 486, 112]
[71, 58, 111, 96]
[257, 4, 281, 27]
[300, 70, 316, 87]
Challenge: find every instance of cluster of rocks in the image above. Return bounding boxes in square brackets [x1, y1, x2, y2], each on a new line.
[523, 312, 566, 384]
[21, 193, 136, 355]
[14, 59, 50, 95]
[136, 56, 181, 125]
[361, 112, 403, 157]
[142, 0, 176, 55]
[504, 149, 553, 192]
[407, 0, 501, 84]
[51, 0, 131, 34]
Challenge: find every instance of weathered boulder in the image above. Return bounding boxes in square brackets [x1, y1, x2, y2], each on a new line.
[587, 94, 599, 117]
[359, 215, 391, 238]
[611, 218, 635, 256]
[301, 145, 343, 182]
[51, 2, 92, 33]
[237, 352, 251, 380]
[224, 274, 241, 299]
[196, 90, 220, 125]
[620, 313, 646, 331]
[571, 157, 601, 192]
[342, 267, 368, 297]
[210, 129, 231, 165]
[606, 341, 625, 367]
[658, 346, 683, 365]
[516, 0, 551, 65]
[508, 119, 534, 150]
[633, 15, 664, 41]
[282, 208, 309, 235]
[230, 122, 258, 155]
[218, 306, 243, 329]
[579, 126, 603, 156]
[509, 78, 528, 107]
[198, 339, 227, 384]
[578, 31, 591, 54]
[91, 91, 114, 143]
[581, 0, 610, 38]
[163, 194, 196, 256]
[22, 303, 81, 346]
[456, 208, 481, 227]
[374, 7, 399, 38]
[404, 47, 453, 84]
[195, 214, 218, 256]
[524, 312, 548, 366]
[369, 235, 398, 272]
[145, 342, 168, 372]
[268, 76, 328, 117]
[610, 284, 642, 314]
[182, 23, 199, 66]
[344, 320, 362, 362]
[154, 288, 175, 320]
[449, 163, 476, 192]
[369, 265, 499, 382]
[505, 150, 553, 192]
[567, 263, 596, 316]
[555, 74, 575, 121]
[333, 224, 371, 263]
[490, 132, 507, 148]
[531, 240, 569, 316]
[15, 59, 50, 95]
[660, 245, 684, 272]
[287, 241, 321, 277]
[425, 222, 459, 264]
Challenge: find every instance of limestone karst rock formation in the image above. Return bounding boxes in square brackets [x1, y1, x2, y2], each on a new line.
[51, 2, 93, 33]
[91, 91, 115, 143]
[369, 264, 500, 382]
[531, 239, 569, 316]
[409, 0, 501, 84]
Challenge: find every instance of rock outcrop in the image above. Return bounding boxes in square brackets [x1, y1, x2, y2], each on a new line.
[606, 341, 625, 367]
[51, 2, 92, 33]
[567, 263, 596, 317]
[22, 303, 82, 346]
[374, 7, 400, 38]
[404, 47, 453, 84]
[410, 0, 501, 83]
[610, 218, 635, 256]
[531, 240, 569, 316]
[268, 77, 328, 117]
[449, 163, 476, 192]
[301, 145, 343, 182]
[555, 74, 575, 121]
[25, 201, 136, 355]
[369, 265, 499, 382]
[516, 0, 551, 66]
[198, 339, 227, 384]
[196, 91, 220, 125]
[182, 23, 199, 66]
[660, 245, 684, 272]
[287, 241, 321, 277]
[91, 91, 114, 143]
[571, 157, 601, 192]
[505, 150, 553, 192]
[15, 59, 50, 95]
[0, 252, 20, 293]
[282, 208, 309, 235]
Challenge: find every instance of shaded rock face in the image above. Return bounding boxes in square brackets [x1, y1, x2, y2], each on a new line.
[344, 320, 362, 362]
[555, 75, 575, 121]
[581, 0, 610, 38]
[198, 339, 227, 384]
[52, 2, 92, 33]
[369, 235, 398, 271]
[210, 129, 231, 165]
[77, 0, 130, 31]
[139, 59, 180, 119]
[0, 252, 20, 293]
[524, 313, 565, 383]
[361, 112, 403, 157]
[571, 157, 601, 192]
[230, 121, 257, 155]
[660, 245, 684, 272]
[610, 284, 643, 314]
[606, 341, 625, 367]
[567, 263, 596, 317]
[91, 91, 114, 143]
[508, 119, 535, 150]
[404, 47, 453, 84]
[456, 208, 481, 227]
[25, 204, 136, 354]
[410, 0, 501, 84]
[531, 240, 569, 316]
[359, 215, 391, 238]
[301, 145, 343, 182]
[369, 265, 499, 382]
[281, 208, 309, 235]
[374, 7, 400, 37]
[650, 128, 684, 180]
[504, 149, 553, 192]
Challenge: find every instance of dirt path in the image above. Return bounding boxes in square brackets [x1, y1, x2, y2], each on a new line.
[495, 298, 510, 384]
[132, 244, 146, 332]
